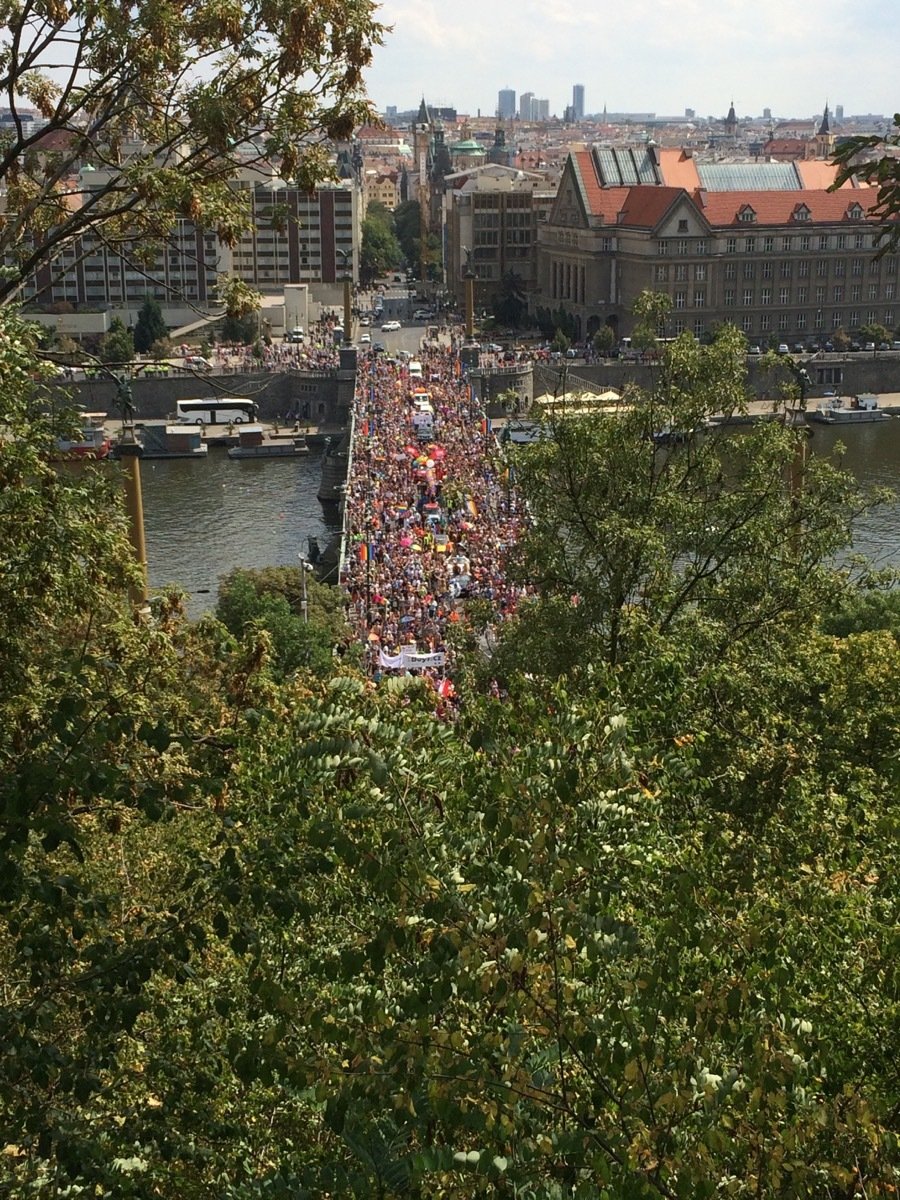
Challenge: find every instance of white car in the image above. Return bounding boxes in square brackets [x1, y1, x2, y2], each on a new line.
[381, 320, 401, 331]
[359, 333, 371, 344]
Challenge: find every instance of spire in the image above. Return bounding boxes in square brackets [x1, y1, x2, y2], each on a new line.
[818, 102, 830, 136]
[416, 96, 430, 126]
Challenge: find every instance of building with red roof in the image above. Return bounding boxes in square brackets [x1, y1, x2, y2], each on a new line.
[533, 139, 895, 346]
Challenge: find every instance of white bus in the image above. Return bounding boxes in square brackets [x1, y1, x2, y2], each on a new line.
[175, 398, 258, 425]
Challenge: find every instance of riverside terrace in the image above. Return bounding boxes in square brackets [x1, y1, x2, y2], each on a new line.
[341, 348, 531, 702]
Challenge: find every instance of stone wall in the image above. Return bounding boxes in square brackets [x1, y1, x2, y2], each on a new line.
[46, 368, 354, 425]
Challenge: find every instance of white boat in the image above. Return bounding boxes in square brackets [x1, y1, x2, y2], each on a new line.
[808, 393, 889, 424]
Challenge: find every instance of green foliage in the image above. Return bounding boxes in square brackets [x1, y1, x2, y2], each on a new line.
[132, 297, 168, 353]
[820, 583, 900, 638]
[832, 112, 900, 254]
[492, 270, 528, 328]
[593, 324, 616, 356]
[0, 0, 384, 303]
[220, 312, 257, 344]
[215, 566, 346, 678]
[550, 327, 570, 353]
[99, 317, 134, 364]
[360, 209, 402, 287]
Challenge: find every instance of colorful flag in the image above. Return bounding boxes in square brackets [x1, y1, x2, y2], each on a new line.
[358, 542, 368, 563]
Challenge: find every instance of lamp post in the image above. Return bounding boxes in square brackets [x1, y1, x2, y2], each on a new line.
[462, 246, 476, 341]
[297, 554, 314, 623]
[336, 248, 353, 346]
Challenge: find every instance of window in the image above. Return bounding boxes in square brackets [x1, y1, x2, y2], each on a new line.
[678, 218, 689, 233]
[674, 291, 686, 309]
[850, 284, 861, 302]
[693, 289, 705, 308]
[740, 208, 757, 225]
[601, 236, 613, 252]
[800, 235, 811, 251]
[867, 309, 878, 324]
[673, 318, 685, 334]
[726, 237, 737, 253]
[852, 258, 863, 276]
[868, 283, 879, 301]
[833, 285, 844, 302]
[696, 239, 707, 254]
[675, 263, 687, 282]
[694, 263, 706, 281]
[818, 235, 828, 251]
[764, 237, 774, 252]
[814, 309, 824, 328]
[855, 233, 865, 249]
[886, 283, 895, 300]
[797, 286, 808, 304]
[725, 262, 736, 280]
[779, 287, 790, 304]
[741, 315, 753, 333]
[834, 260, 845, 277]
[816, 286, 826, 304]
[745, 236, 756, 251]
[657, 239, 669, 255]
[849, 311, 860, 326]
[761, 287, 771, 305]
[836, 234, 846, 249]
[760, 313, 771, 331]
[778, 315, 789, 331]
[743, 261, 755, 279]
[798, 260, 810, 277]
[797, 312, 807, 329]
[832, 312, 842, 329]
[885, 309, 895, 325]
[763, 262, 773, 279]
[782, 236, 792, 252]
[817, 259, 828, 278]
[743, 288, 753, 306]
[654, 264, 669, 282]
[677, 239, 690, 255]
[724, 288, 735, 306]
[780, 260, 792, 278]
[693, 318, 704, 336]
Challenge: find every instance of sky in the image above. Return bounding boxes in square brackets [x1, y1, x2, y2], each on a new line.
[362, 0, 900, 122]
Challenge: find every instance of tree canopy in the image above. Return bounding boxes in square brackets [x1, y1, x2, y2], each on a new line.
[0, 0, 384, 303]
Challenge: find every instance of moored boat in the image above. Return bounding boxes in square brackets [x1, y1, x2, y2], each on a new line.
[53, 412, 111, 459]
[808, 393, 889, 424]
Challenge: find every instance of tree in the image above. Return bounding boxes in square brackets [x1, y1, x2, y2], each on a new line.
[492, 270, 528, 328]
[502, 304, 870, 672]
[220, 313, 257, 344]
[98, 316, 134, 364]
[132, 297, 168, 353]
[832, 326, 850, 351]
[392, 200, 422, 268]
[858, 320, 891, 347]
[551, 328, 570, 353]
[0, 0, 384, 304]
[832, 112, 900, 254]
[360, 211, 402, 287]
[592, 324, 616, 357]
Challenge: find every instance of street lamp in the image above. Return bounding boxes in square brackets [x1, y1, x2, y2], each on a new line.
[297, 554, 314, 623]
[336, 248, 353, 346]
[462, 246, 476, 341]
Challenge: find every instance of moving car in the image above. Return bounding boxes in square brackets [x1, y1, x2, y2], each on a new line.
[381, 320, 401, 331]
[359, 333, 371, 344]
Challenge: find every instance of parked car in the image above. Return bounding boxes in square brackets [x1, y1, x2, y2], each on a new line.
[864, 341, 876, 351]
[358, 333, 371, 344]
[776, 343, 790, 354]
[747, 345, 762, 356]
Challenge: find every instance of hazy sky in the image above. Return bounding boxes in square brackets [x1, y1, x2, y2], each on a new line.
[363, 0, 900, 121]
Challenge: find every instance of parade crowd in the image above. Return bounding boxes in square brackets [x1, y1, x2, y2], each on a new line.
[341, 344, 529, 705]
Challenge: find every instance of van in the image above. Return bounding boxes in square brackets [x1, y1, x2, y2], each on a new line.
[288, 326, 304, 343]
[408, 360, 423, 379]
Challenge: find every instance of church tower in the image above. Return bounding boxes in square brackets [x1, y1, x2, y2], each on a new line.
[815, 102, 835, 159]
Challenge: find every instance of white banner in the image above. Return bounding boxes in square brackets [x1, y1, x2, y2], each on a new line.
[378, 648, 447, 671]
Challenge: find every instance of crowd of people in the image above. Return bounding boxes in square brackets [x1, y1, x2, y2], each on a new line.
[341, 344, 529, 706]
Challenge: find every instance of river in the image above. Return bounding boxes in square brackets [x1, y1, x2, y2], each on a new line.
[137, 420, 900, 620]
[140, 446, 341, 617]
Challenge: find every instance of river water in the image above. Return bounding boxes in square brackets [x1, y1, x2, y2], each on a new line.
[140, 447, 341, 617]
[137, 421, 900, 619]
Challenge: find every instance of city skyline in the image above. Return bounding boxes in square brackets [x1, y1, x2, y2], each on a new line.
[362, 0, 899, 121]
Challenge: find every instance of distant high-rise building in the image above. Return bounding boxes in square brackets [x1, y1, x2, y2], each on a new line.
[534, 98, 549, 122]
[685, 107, 695, 120]
[835, 104, 844, 122]
[573, 84, 585, 120]
[498, 88, 516, 120]
[763, 107, 772, 120]
[519, 92, 534, 121]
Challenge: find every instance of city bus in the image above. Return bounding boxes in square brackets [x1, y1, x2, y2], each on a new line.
[175, 398, 258, 425]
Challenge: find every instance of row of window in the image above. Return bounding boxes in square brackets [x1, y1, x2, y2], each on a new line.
[658, 231, 877, 256]
[673, 282, 896, 308]
[669, 310, 896, 337]
[655, 257, 890, 284]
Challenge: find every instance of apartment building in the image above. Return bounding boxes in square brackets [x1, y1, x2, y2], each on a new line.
[441, 164, 555, 311]
[535, 145, 892, 343]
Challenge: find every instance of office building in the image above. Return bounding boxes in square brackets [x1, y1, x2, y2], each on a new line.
[519, 92, 534, 121]
[498, 88, 516, 120]
[573, 84, 585, 121]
